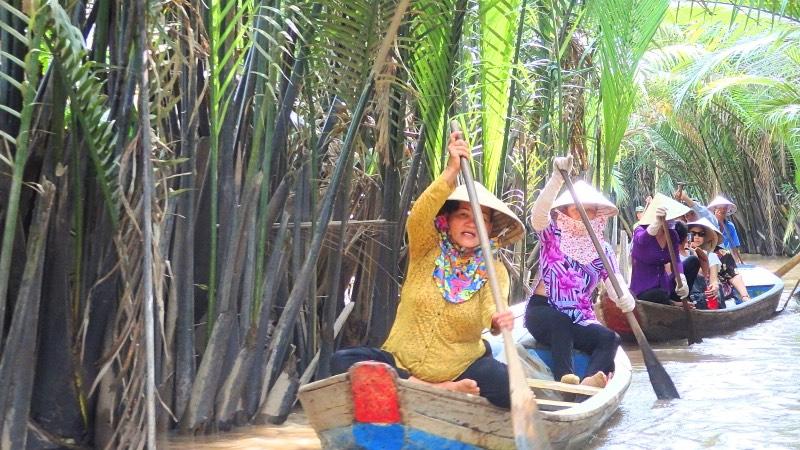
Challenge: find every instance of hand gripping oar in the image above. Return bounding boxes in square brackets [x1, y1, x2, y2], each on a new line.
[450, 121, 551, 449]
[662, 224, 701, 344]
[670, 184, 701, 344]
[558, 169, 680, 400]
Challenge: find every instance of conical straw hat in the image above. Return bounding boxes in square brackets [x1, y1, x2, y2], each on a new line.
[447, 182, 525, 246]
[550, 180, 618, 217]
[687, 217, 722, 251]
[638, 193, 691, 225]
[707, 195, 737, 215]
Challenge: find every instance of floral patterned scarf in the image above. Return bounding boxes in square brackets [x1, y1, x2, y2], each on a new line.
[432, 215, 497, 304]
[554, 211, 607, 265]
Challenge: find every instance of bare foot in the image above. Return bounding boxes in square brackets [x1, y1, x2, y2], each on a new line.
[580, 371, 608, 389]
[440, 379, 480, 395]
[560, 374, 580, 385]
[408, 376, 480, 395]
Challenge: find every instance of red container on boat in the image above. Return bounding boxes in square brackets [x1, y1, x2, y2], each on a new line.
[705, 291, 719, 309]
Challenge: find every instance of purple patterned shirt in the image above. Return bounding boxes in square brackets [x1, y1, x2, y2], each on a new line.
[538, 221, 616, 325]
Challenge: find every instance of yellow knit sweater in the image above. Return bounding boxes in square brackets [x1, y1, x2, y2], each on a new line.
[381, 175, 510, 382]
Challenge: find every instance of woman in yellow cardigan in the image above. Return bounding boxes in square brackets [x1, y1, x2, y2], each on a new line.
[330, 132, 524, 408]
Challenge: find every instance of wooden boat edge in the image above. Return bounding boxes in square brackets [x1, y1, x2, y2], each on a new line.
[298, 349, 631, 448]
[601, 266, 785, 341]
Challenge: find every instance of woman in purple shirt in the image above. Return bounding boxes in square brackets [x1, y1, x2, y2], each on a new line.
[525, 156, 635, 388]
[630, 194, 692, 305]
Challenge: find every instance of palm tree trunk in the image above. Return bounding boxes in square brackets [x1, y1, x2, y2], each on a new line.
[0, 180, 55, 449]
[256, 77, 375, 417]
[317, 152, 354, 379]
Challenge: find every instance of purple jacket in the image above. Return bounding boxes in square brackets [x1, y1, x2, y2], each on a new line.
[629, 225, 682, 297]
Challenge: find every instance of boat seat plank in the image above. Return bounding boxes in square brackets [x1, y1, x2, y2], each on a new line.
[527, 378, 601, 396]
[535, 398, 579, 410]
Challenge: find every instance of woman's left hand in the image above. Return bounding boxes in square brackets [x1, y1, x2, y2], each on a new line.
[490, 310, 514, 334]
[445, 131, 471, 178]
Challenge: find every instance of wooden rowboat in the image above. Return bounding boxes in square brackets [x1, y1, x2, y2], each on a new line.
[600, 264, 784, 342]
[298, 334, 631, 449]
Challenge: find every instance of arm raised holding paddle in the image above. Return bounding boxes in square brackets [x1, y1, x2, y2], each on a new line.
[525, 156, 634, 389]
[449, 123, 550, 449]
[444, 132, 515, 336]
[329, 129, 533, 418]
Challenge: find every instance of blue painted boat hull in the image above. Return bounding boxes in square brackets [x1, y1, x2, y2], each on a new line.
[320, 423, 483, 450]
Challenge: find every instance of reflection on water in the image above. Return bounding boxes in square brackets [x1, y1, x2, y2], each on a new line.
[589, 254, 800, 450]
[167, 416, 320, 449]
[168, 255, 800, 449]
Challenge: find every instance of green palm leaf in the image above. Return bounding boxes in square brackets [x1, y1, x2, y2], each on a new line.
[43, 0, 119, 226]
[310, 0, 398, 105]
[479, 0, 522, 191]
[0, 2, 30, 146]
[409, 0, 461, 177]
[0, 0, 45, 339]
[591, 0, 668, 188]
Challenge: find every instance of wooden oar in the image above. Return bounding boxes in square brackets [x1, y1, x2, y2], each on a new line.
[770, 246, 800, 314]
[558, 169, 680, 400]
[450, 121, 550, 449]
[776, 276, 800, 314]
[661, 225, 702, 345]
[665, 182, 700, 344]
[774, 251, 800, 278]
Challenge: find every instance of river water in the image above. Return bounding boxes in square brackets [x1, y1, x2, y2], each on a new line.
[169, 255, 800, 449]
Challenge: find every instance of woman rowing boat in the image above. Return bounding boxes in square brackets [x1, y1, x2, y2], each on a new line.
[329, 131, 524, 408]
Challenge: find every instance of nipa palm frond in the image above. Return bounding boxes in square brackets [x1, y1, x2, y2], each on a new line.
[479, 0, 522, 192]
[310, 0, 398, 105]
[0, 0, 33, 147]
[0, 0, 47, 339]
[592, 0, 669, 187]
[43, 0, 119, 227]
[408, 0, 461, 178]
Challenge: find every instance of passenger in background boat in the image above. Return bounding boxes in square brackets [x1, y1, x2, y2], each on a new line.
[714, 245, 752, 304]
[666, 221, 701, 293]
[687, 218, 724, 309]
[686, 215, 750, 305]
[330, 132, 524, 408]
[525, 156, 633, 389]
[631, 204, 645, 230]
[674, 190, 719, 227]
[629, 194, 693, 306]
[708, 195, 745, 265]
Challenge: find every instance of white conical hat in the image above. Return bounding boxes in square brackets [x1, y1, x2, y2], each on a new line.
[638, 193, 691, 225]
[446, 182, 525, 246]
[550, 180, 618, 217]
[707, 195, 737, 215]
[687, 217, 722, 251]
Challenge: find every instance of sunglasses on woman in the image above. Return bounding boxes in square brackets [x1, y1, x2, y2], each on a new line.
[689, 229, 706, 237]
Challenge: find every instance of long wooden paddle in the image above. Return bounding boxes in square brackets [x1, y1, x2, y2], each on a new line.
[776, 276, 800, 314]
[667, 183, 701, 344]
[774, 251, 800, 278]
[662, 225, 702, 344]
[558, 169, 680, 400]
[450, 121, 550, 449]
